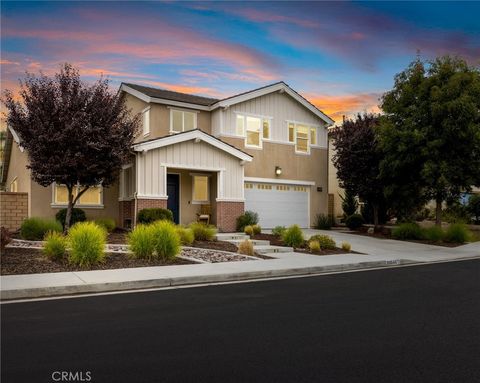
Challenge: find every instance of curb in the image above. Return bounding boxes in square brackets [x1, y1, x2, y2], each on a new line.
[1, 259, 419, 301]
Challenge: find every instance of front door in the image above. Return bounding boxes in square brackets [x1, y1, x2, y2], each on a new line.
[167, 174, 180, 224]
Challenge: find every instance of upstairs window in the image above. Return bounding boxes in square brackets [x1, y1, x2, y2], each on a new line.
[296, 125, 309, 153]
[171, 109, 197, 133]
[288, 123, 295, 143]
[142, 107, 150, 136]
[236, 113, 271, 148]
[288, 122, 318, 154]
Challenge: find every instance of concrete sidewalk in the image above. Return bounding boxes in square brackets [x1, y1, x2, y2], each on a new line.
[2, 231, 479, 300]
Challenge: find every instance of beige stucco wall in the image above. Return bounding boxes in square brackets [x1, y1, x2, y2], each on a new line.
[136, 140, 244, 200]
[220, 136, 328, 226]
[6, 142, 32, 215]
[168, 168, 217, 226]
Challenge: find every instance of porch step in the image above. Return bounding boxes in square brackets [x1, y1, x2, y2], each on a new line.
[254, 245, 294, 254]
[227, 239, 271, 246]
[215, 233, 249, 241]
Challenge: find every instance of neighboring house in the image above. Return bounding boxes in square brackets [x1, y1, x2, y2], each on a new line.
[4, 81, 334, 232]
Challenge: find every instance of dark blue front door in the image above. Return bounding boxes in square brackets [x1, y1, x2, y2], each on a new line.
[167, 174, 180, 224]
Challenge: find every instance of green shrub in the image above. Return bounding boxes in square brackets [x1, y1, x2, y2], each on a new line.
[151, 220, 181, 259]
[236, 211, 259, 231]
[345, 214, 365, 230]
[137, 208, 173, 224]
[392, 222, 423, 240]
[244, 225, 254, 236]
[176, 226, 194, 246]
[314, 214, 333, 230]
[68, 222, 106, 267]
[444, 223, 471, 244]
[442, 203, 470, 224]
[252, 224, 261, 235]
[423, 226, 444, 242]
[309, 234, 336, 250]
[128, 224, 156, 259]
[43, 231, 67, 260]
[272, 226, 286, 237]
[282, 224, 304, 248]
[309, 240, 321, 252]
[238, 240, 255, 256]
[341, 190, 358, 217]
[341, 242, 351, 252]
[94, 218, 116, 232]
[20, 218, 62, 240]
[189, 222, 217, 241]
[468, 194, 480, 223]
[55, 208, 87, 229]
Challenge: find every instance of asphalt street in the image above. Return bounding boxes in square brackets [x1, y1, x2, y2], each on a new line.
[2, 259, 480, 383]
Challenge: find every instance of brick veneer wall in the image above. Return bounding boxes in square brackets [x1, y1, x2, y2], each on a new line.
[216, 201, 244, 233]
[119, 200, 134, 228]
[0, 192, 28, 231]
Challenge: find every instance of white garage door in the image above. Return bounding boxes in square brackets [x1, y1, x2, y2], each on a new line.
[244, 182, 310, 228]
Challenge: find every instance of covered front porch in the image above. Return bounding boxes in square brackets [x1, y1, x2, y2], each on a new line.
[120, 130, 252, 232]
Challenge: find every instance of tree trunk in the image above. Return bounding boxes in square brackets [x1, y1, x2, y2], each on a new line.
[64, 186, 74, 234]
[372, 203, 379, 229]
[435, 199, 442, 227]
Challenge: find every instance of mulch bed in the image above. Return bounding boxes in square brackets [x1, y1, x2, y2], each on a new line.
[107, 229, 128, 244]
[1, 247, 192, 276]
[251, 233, 285, 246]
[192, 240, 238, 252]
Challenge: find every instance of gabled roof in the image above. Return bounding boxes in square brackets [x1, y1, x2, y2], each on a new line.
[120, 81, 335, 126]
[132, 129, 253, 162]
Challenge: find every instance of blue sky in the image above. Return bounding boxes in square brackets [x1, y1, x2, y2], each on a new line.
[1, 1, 479, 121]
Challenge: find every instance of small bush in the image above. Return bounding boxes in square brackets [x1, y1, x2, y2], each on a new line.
[341, 242, 351, 252]
[310, 234, 336, 250]
[128, 224, 156, 259]
[272, 226, 286, 237]
[345, 214, 365, 230]
[423, 226, 444, 242]
[309, 240, 321, 252]
[392, 222, 423, 240]
[94, 218, 116, 232]
[252, 224, 261, 235]
[444, 223, 471, 244]
[151, 220, 181, 259]
[314, 214, 333, 230]
[244, 225, 254, 236]
[189, 222, 217, 241]
[55, 208, 87, 229]
[236, 211, 259, 231]
[68, 222, 106, 267]
[43, 231, 67, 260]
[238, 239, 255, 256]
[176, 226, 194, 246]
[20, 218, 62, 240]
[282, 224, 304, 248]
[137, 208, 173, 224]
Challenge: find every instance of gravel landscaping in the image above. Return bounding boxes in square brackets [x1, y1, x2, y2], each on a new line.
[181, 247, 255, 263]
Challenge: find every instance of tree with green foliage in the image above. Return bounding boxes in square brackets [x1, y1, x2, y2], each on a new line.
[331, 113, 385, 227]
[2, 63, 139, 231]
[379, 56, 480, 226]
[468, 194, 480, 224]
[340, 189, 358, 218]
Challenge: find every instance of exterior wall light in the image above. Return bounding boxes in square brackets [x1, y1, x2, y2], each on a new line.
[275, 166, 282, 176]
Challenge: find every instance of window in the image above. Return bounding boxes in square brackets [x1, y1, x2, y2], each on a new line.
[288, 122, 318, 154]
[192, 175, 209, 203]
[236, 115, 244, 136]
[288, 123, 295, 143]
[310, 128, 317, 145]
[246, 116, 261, 147]
[53, 184, 103, 207]
[10, 178, 18, 192]
[142, 107, 150, 136]
[171, 109, 197, 133]
[263, 120, 270, 139]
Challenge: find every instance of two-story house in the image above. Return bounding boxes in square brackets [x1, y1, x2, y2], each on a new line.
[3, 81, 334, 232]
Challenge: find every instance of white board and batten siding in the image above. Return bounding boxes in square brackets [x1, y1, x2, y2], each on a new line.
[136, 140, 244, 200]
[212, 91, 328, 147]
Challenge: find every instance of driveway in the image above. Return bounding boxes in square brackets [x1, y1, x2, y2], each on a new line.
[301, 229, 480, 262]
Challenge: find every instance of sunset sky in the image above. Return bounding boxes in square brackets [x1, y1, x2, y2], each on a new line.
[1, 1, 479, 124]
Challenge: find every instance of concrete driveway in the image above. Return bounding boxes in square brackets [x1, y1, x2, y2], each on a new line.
[301, 229, 480, 262]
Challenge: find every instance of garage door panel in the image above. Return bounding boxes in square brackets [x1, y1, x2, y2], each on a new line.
[245, 183, 309, 228]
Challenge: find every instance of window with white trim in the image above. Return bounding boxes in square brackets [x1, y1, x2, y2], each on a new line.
[142, 107, 150, 136]
[235, 114, 271, 148]
[192, 175, 209, 203]
[10, 177, 18, 192]
[171, 109, 197, 133]
[288, 122, 318, 154]
[53, 184, 103, 206]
